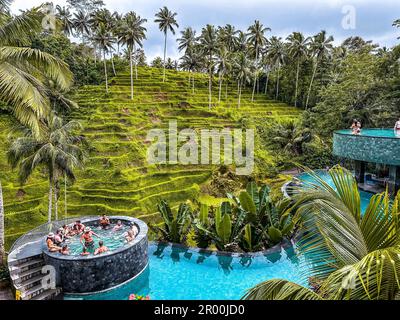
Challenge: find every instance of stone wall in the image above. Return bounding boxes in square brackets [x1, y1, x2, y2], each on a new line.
[43, 217, 148, 294]
[333, 131, 400, 166]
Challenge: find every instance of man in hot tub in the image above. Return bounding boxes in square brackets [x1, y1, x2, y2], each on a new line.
[80, 227, 101, 250]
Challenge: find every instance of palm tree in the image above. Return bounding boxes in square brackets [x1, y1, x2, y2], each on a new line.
[199, 24, 218, 109]
[270, 121, 311, 155]
[287, 32, 310, 107]
[0, 5, 73, 137]
[247, 20, 270, 102]
[73, 10, 91, 44]
[154, 6, 179, 82]
[215, 46, 232, 103]
[179, 48, 203, 94]
[0, 179, 4, 265]
[93, 23, 115, 94]
[234, 52, 251, 108]
[218, 24, 239, 51]
[56, 5, 74, 37]
[118, 11, 147, 100]
[305, 30, 334, 109]
[177, 27, 196, 53]
[244, 166, 400, 300]
[267, 37, 286, 100]
[8, 115, 85, 222]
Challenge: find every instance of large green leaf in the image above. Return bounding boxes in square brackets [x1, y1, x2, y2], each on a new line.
[217, 214, 232, 244]
[239, 191, 257, 221]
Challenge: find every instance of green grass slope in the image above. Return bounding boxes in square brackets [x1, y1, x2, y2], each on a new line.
[0, 66, 301, 249]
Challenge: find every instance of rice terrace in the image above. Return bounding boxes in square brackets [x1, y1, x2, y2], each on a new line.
[1, 0, 400, 307]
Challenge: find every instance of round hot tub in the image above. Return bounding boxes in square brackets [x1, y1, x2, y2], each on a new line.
[43, 216, 148, 294]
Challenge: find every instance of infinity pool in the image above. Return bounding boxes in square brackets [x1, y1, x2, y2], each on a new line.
[297, 170, 373, 213]
[65, 243, 311, 300]
[336, 128, 399, 138]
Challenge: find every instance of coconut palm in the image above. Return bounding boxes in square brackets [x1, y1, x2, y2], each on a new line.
[93, 23, 115, 94]
[218, 24, 239, 52]
[234, 52, 251, 108]
[154, 6, 179, 82]
[73, 10, 91, 44]
[199, 24, 218, 109]
[244, 166, 400, 300]
[179, 48, 203, 94]
[247, 20, 270, 102]
[118, 11, 147, 100]
[0, 179, 4, 265]
[287, 32, 310, 107]
[0, 4, 73, 137]
[177, 27, 196, 53]
[267, 36, 286, 100]
[215, 46, 232, 103]
[56, 5, 74, 37]
[305, 30, 334, 109]
[7, 115, 85, 222]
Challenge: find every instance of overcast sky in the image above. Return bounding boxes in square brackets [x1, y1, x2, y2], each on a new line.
[10, 0, 400, 61]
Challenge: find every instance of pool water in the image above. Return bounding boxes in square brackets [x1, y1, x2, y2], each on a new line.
[297, 170, 373, 213]
[65, 243, 311, 300]
[336, 129, 399, 138]
[64, 225, 130, 255]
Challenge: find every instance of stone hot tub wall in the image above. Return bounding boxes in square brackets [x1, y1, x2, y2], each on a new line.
[43, 216, 148, 294]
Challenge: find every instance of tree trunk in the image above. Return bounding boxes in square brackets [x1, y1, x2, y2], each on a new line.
[130, 49, 134, 100]
[48, 181, 53, 223]
[163, 33, 167, 82]
[54, 185, 58, 221]
[64, 173, 67, 219]
[134, 45, 138, 80]
[218, 72, 223, 103]
[208, 55, 212, 109]
[111, 52, 116, 76]
[251, 47, 258, 102]
[264, 69, 269, 95]
[295, 59, 300, 107]
[306, 59, 318, 109]
[276, 64, 281, 100]
[0, 180, 5, 265]
[238, 80, 242, 108]
[103, 51, 108, 94]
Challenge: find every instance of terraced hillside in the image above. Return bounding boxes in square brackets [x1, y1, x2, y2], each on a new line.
[0, 66, 301, 248]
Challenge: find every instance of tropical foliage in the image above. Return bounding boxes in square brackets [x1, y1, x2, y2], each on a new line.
[244, 166, 400, 300]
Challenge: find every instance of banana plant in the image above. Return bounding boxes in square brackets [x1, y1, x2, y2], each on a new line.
[193, 203, 212, 248]
[150, 200, 192, 244]
[239, 181, 294, 250]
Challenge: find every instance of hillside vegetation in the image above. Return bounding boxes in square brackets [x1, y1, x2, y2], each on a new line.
[0, 66, 300, 248]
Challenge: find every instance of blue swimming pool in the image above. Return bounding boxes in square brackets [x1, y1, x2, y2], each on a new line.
[336, 128, 399, 138]
[65, 243, 311, 300]
[296, 170, 373, 213]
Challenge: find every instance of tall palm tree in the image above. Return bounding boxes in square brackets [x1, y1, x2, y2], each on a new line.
[305, 30, 334, 109]
[244, 166, 400, 300]
[287, 32, 310, 107]
[247, 20, 270, 102]
[118, 11, 147, 100]
[199, 24, 217, 109]
[93, 23, 115, 94]
[267, 36, 286, 100]
[215, 46, 232, 103]
[177, 27, 196, 53]
[218, 24, 239, 52]
[234, 52, 251, 108]
[8, 115, 85, 222]
[73, 10, 91, 44]
[56, 5, 74, 37]
[0, 179, 4, 265]
[154, 6, 179, 82]
[0, 4, 73, 137]
[179, 48, 203, 94]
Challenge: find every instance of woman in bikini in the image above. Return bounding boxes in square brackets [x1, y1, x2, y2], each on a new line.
[80, 227, 100, 250]
[46, 233, 62, 253]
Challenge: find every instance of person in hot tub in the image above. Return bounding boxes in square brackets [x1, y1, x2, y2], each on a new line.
[112, 220, 123, 232]
[99, 214, 110, 229]
[94, 241, 109, 255]
[80, 227, 100, 249]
